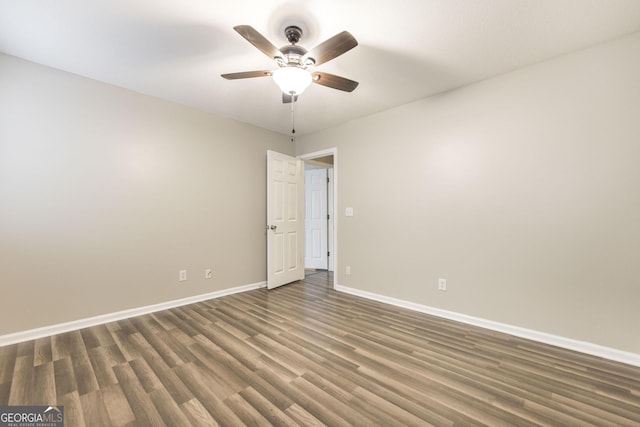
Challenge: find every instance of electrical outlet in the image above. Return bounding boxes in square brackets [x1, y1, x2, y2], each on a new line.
[346, 265, 351, 275]
[179, 270, 187, 282]
[205, 269, 212, 279]
[438, 278, 447, 291]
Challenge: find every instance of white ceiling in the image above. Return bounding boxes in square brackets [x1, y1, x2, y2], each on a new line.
[1, 1, 640, 136]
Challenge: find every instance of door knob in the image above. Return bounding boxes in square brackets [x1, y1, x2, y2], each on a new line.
[270, 225, 277, 230]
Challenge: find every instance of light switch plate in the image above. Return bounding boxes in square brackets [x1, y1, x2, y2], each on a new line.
[345, 207, 354, 217]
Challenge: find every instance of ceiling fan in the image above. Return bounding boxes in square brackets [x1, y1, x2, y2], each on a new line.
[221, 25, 359, 103]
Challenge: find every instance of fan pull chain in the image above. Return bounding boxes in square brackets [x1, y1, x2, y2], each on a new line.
[290, 93, 296, 142]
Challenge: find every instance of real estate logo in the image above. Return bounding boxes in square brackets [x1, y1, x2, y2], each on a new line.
[0, 405, 64, 427]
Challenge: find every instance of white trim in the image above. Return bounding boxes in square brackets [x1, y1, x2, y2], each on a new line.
[0, 281, 266, 347]
[298, 148, 336, 160]
[335, 284, 640, 368]
[298, 148, 338, 289]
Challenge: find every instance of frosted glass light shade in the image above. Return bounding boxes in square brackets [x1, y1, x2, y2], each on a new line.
[272, 67, 312, 95]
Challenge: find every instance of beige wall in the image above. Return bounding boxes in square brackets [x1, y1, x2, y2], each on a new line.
[296, 33, 640, 354]
[0, 54, 293, 335]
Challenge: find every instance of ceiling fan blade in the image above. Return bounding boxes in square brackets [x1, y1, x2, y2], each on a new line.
[233, 25, 283, 60]
[221, 70, 272, 80]
[303, 31, 358, 66]
[311, 72, 359, 92]
[282, 93, 299, 104]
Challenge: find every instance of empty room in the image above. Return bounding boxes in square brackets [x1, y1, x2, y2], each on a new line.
[1, 1, 639, 426]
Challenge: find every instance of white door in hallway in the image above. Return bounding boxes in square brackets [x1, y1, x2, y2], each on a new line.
[304, 168, 328, 269]
[266, 150, 304, 289]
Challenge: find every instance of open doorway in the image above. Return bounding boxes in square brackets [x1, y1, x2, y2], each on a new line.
[299, 149, 337, 288]
[304, 157, 333, 271]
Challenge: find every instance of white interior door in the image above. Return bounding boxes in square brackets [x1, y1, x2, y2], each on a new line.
[304, 168, 328, 269]
[267, 150, 304, 289]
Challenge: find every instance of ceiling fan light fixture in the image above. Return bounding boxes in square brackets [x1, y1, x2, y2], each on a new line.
[272, 66, 312, 95]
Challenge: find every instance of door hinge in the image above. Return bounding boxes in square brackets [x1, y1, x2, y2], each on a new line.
[327, 214, 330, 220]
[327, 177, 330, 183]
[328, 251, 330, 257]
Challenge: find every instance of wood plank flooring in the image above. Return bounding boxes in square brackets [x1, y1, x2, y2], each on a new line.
[1, 270, 639, 426]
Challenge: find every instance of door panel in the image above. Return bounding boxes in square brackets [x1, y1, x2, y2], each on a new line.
[267, 150, 304, 289]
[304, 168, 328, 269]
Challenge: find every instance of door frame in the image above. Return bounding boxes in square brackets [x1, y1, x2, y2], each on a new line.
[298, 148, 338, 289]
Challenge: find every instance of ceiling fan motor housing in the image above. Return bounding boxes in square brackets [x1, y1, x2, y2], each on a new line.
[279, 44, 308, 66]
[279, 26, 313, 67]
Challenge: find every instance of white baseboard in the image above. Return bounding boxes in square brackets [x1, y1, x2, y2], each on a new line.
[335, 284, 640, 368]
[0, 281, 266, 347]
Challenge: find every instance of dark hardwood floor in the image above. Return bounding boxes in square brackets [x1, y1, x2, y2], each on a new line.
[1, 270, 639, 426]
